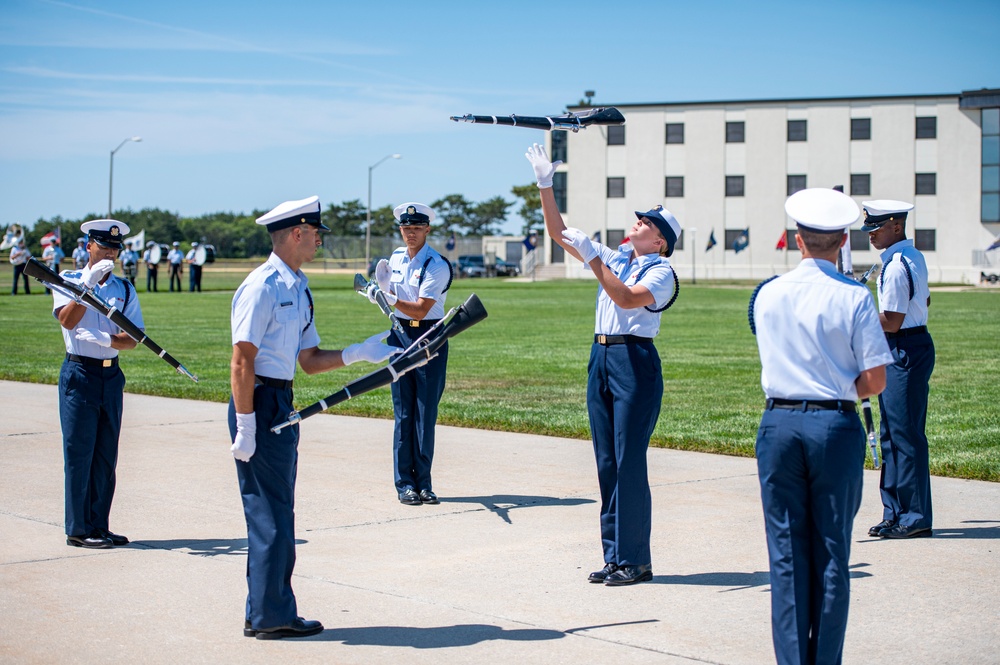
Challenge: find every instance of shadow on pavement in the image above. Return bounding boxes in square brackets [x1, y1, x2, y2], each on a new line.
[130, 538, 307, 556]
[308, 623, 566, 647]
[438, 494, 595, 524]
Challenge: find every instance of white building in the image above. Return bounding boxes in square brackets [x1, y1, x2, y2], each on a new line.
[545, 88, 1000, 283]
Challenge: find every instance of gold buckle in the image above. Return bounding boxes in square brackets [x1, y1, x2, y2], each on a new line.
[597, 335, 607, 344]
[102, 359, 112, 368]
[408, 319, 421, 327]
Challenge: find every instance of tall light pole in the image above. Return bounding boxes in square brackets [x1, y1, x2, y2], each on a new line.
[366, 153, 401, 268]
[689, 227, 697, 284]
[108, 136, 142, 218]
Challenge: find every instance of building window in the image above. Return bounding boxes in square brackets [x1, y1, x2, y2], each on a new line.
[550, 130, 568, 164]
[674, 229, 684, 251]
[787, 175, 807, 196]
[725, 175, 745, 196]
[914, 229, 936, 251]
[787, 119, 807, 142]
[784, 229, 797, 250]
[607, 176, 625, 198]
[850, 230, 870, 251]
[550, 241, 565, 264]
[665, 176, 684, 197]
[915, 116, 937, 139]
[607, 125, 625, 145]
[665, 123, 684, 144]
[553, 172, 567, 213]
[851, 173, 871, 196]
[915, 173, 936, 195]
[983, 108, 1000, 224]
[724, 229, 745, 247]
[726, 121, 745, 143]
[607, 229, 626, 247]
[851, 118, 871, 140]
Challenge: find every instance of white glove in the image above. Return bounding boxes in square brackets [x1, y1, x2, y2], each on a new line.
[342, 330, 402, 365]
[231, 412, 256, 462]
[75, 327, 112, 348]
[525, 143, 563, 189]
[375, 259, 391, 292]
[366, 282, 397, 306]
[562, 227, 598, 263]
[80, 259, 115, 289]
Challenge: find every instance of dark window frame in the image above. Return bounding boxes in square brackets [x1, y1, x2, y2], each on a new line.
[665, 122, 684, 144]
[552, 172, 567, 213]
[914, 229, 936, 252]
[915, 116, 937, 139]
[915, 173, 937, 195]
[787, 119, 807, 142]
[726, 121, 745, 143]
[851, 118, 871, 140]
[607, 125, 625, 146]
[787, 175, 807, 196]
[725, 175, 745, 197]
[606, 176, 625, 198]
[665, 176, 684, 198]
[550, 130, 568, 164]
[850, 173, 871, 196]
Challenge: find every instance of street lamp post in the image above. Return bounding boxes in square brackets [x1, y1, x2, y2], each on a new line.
[689, 227, 697, 284]
[366, 153, 401, 269]
[108, 136, 142, 218]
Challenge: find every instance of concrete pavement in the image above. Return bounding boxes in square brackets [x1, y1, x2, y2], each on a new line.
[0, 380, 997, 664]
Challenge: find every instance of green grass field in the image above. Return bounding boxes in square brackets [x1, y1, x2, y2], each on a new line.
[2, 266, 998, 481]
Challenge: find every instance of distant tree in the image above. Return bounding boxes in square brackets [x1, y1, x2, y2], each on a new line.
[368, 205, 398, 237]
[322, 199, 366, 236]
[511, 183, 543, 235]
[431, 194, 472, 236]
[466, 196, 513, 237]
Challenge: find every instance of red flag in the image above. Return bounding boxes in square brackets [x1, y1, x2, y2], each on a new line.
[775, 231, 787, 250]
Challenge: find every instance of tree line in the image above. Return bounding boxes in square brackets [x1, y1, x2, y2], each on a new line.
[8, 185, 544, 260]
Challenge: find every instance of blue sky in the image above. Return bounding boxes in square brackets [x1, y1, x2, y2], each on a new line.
[1, 0, 998, 234]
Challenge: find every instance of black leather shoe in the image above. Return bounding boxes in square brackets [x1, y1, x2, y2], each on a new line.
[244, 620, 256, 638]
[95, 528, 129, 546]
[418, 489, 439, 504]
[604, 564, 653, 586]
[255, 618, 324, 640]
[880, 524, 932, 539]
[869, 519, 896, 537]
[67, 534, 113, 549]
[588, 563, 618, 583]
[398, 489, 422, 506]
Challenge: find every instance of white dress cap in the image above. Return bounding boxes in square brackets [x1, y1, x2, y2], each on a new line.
[393, 202, 436, 224]
[861, 200, 914, 217]
[256, 195, 324, 230]
[784, 188, 860, 233]
[81, 219, 131, 248]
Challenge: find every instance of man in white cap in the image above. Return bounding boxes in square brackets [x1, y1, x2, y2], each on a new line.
[143, 241, 159, 292]
[53, 219, 142, 549]
[861, 200, 935, 539]
[370, 202, 452, 506]
[72, 237, 89, 269]
[750, 188, 892, 665]
[230, 195, 399, 639]
[120, 239, 138, 286]
[526, 143, 680, 586]
[167, 241, 183, 291]
[185, 242, 202, 292]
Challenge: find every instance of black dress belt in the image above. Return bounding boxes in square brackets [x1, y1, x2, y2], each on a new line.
[401, 318, 440, 329]
[594, 334, 654, 345]
[255, 375, 293, 390]
[886, 325, 928, 339]
[66, 353, 118, 368]
[766, 398, 856, 413]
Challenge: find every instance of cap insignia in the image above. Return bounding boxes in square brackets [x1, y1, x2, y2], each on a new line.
[406, 206, 416, 215]
[110, 226, 120, 237]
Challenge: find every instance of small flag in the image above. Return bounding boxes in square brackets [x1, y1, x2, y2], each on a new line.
[775, 231, 787, 250]
[988, 235, 1000, 252]
[705, 229, 717, 252]
[733, 229, 749, 253]
[40, 227, 61, 246]
[446, 231, 456, 251]
[591, 230, 601, 244]
[522, 230, 537, 252]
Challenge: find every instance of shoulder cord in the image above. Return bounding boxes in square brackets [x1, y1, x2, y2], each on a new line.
[626, 260, 679, 313]
[302, 287, 314, 334]
[878, 253, 914, 300]
[748, 275, 779, 335]
[417, 255, 454, 293]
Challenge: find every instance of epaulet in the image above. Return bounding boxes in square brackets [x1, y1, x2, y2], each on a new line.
[748, 275, 780, 335]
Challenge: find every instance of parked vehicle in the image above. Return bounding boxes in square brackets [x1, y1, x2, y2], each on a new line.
[457, 254, 486, 278]
[494, 258, 520, 277]
[367, 256, 389, 279]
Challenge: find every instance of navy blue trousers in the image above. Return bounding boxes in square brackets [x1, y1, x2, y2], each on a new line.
[59, 359, 124, 537]
[229, 386, 299, 630]
[169, 265, 182, 292]
[389, 327, 448, 493]
[586, 341, 662, 568]
[189, 265, 202, 292]
[756, 406, 865, 665]
[878, 332, 935, 528]
[146, 265, 157, 292]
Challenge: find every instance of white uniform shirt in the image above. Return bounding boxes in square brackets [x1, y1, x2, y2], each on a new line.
[43, 245, 65, 268]
[877, 238, 929, 329]
[121, 249, 137, 266]
[754, 258, 892, 401]
[72, 247, 89, 268]
[9, 245, 30, 265]
[168, 249, 183, 265]
[586, 240, 676, 338]
[185, 249, 196, 263]
[387, 243, 449, 320]
[231, 252, 320, 381]
[52, 272, 144, 359]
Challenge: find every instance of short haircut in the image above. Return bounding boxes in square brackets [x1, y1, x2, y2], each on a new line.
[797, 227, 844, 253]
